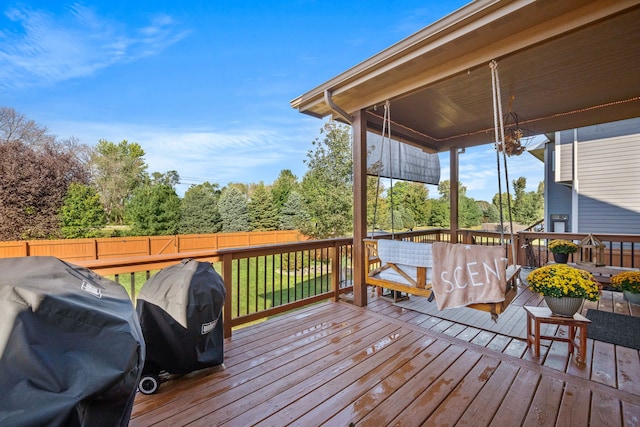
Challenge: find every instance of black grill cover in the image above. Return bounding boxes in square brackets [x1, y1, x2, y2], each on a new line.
[0, 256, 145, 427]
[136, 259, 225, 376]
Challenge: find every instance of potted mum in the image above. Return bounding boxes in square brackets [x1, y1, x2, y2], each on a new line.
[527, 263, 600, 316]
[610, 271, 640, 305]
[548, 239, 578, 264]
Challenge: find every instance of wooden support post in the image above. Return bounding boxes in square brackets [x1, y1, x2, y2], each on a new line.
[450, 147, 459, 243]
[352, 110, 368, 307]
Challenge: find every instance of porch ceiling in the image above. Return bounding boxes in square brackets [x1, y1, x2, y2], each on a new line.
[291, 0, 640, 153]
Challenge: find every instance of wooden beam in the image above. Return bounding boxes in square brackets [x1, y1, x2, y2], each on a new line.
[450, 147, 459, 242]
[352, 110, 368, 307]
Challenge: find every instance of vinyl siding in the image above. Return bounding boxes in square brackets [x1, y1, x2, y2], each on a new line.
[545, 117, 640, 234]
[546, 142, 573, 231]
[555, 130, 574, 183]
[577, 133, 640, 233]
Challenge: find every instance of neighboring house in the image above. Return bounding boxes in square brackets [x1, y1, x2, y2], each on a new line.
[530, 117, 640, 234]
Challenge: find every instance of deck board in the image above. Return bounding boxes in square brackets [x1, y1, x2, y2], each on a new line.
[130, 290, 640, 427]
[454, 361, 519, 426]
[557, 383, 591, 427]
[490, 368, 541, 426]
[419, 355, 501, 426]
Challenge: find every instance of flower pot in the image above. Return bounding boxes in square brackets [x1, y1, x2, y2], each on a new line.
[544, 296, 583, 317]
[623, 290, 640, 305]
[552, 252, 569, 264]
[519, 267, 535, 287]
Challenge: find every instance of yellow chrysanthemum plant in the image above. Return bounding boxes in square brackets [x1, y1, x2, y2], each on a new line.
[610, 271, 640, 294]
[548, 239, 578, 254]
[527, 264, 600, 301]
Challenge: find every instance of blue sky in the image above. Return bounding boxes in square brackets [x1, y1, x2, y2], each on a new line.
[0, 0, 543, 201]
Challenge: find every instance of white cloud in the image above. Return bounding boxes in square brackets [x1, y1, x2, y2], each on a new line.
[0, 4, 189, 90]
[46, 118, 316, 196]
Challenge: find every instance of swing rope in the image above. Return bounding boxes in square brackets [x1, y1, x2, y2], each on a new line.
[490, 60, 517, 265]
[371, 100, 395, 238]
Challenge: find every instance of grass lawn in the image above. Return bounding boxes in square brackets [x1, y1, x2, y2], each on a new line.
[108, 255, 336, 319]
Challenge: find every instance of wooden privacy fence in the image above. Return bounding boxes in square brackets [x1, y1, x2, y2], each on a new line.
[0, 230, 305, 262]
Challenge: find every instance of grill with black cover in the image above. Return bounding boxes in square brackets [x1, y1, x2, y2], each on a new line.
[0, 256, 145, 427]
[135, 258, 225, 394]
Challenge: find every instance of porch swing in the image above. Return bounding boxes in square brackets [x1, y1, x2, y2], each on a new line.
[364, 61, 521, 319]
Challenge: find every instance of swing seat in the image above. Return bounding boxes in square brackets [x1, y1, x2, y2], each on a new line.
[365, 239, 434, 298]
[364, 238, 521, 317]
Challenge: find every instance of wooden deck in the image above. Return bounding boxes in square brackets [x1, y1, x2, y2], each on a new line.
[130, 288, 640, 426]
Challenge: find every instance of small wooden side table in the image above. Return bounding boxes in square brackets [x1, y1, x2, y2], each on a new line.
[523, 306, 591, 365]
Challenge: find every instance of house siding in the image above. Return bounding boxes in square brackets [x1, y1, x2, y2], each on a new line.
[556, 130, 574, 183]
[545, 117, 640, 235]
[577, 133, 640, 233]
[546, 142, 573, 232]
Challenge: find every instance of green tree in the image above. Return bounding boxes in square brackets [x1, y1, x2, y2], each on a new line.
[437, 180, 452, 201]
[249, 182, 278, 231]
[388, 181, 431, 226]
[368, 176, 386, 231]
[300, 121, 353, 239]
[279, 191, 310, 231]
[90, 139, 147, 224]
[151, 170, 180, 187]
[492, 178, 543, 226]
[218, 186, 250, 232]
[431, 179, 481, 228]
[271, 169, 299, 214]
[400, 206, 416, 230]
[492, 191, 515, 225]
[459, 196, 483, 228]
[179, 182, 222, 234]
[59, 183, 106, 238]
[429, 199, 450, 227]
[125, 174, 181, 236]
[511, 177, 544, 226]
[227, 182, 249, 197]
[378, 205, 407, 231]
[478, 201, 501, 223]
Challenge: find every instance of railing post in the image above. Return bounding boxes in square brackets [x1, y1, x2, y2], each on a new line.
[130, 272, 136, 302]
[331, 242, 341, 302]
[222, 252, 233, 338]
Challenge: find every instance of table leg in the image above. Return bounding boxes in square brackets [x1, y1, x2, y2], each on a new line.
[578, 325, 587, 364]
[568, 325, 576, 355]
[534, 318, 540, 357]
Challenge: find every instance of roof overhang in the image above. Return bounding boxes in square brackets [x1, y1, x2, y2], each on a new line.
[291, 0, 640, 153]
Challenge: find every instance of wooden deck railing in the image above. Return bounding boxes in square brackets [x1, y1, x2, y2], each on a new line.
[515, 231, 639, 268]
[74, 229, 639, 337]
[76, 238, 354, 338]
